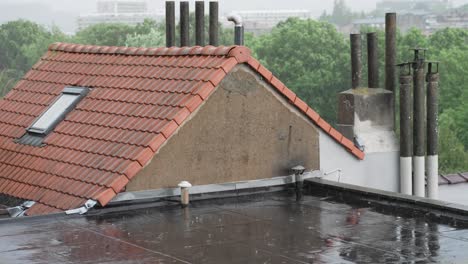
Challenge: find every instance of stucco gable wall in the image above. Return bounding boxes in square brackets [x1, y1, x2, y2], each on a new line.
[126, 65, 320, 191]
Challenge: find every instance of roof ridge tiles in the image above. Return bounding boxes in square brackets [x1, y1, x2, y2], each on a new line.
[48, 42, 251, 59]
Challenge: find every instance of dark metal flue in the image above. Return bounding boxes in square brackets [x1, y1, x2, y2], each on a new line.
[209, 1, 219, 46]
[367, 32, 379, 88]
[350, 34, 362, 89]
[165, 1, 175, 47]
[180, 1, 190, 47]
[195, 1, 205, 46]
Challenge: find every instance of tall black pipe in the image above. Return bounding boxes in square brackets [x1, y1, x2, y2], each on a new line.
[367, 32, 379, 88]
[412, 49, 426, 197]
[426, 62, 439, 199]
[195, 1, 205, 46]
[399, 63, 413, 195]
[165, 1, 175, 47]
[350, 34, 362, 89]
[180, 1, 190, 47]
[209, 1, 219, 46]
[385, 13, 397, 125]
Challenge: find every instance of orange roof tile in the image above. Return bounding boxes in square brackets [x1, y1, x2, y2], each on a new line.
[0, 43, 364, 216]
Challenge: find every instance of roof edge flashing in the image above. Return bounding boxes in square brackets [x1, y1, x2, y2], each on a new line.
[7, 201, 35, 217]
[65, 199, 97, 215]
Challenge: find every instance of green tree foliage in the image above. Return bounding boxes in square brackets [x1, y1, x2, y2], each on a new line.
[429, 28, 468, 52]
[0, 20, 66, 73]
[252, 18, 349, 123]
[126, 28, 164, 47]
[74, 23, 135, 46]
[439, 111, 468, 173]
[0, 69, 22, 97]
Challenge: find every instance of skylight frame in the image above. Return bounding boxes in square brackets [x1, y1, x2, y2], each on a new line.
[26, 86, 89, 136]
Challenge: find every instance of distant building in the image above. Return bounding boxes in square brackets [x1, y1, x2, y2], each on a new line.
[229, 10, 313, 36]
[376, 0, 451, 13]
[426, 9, 468, 32]
[77, 0, 163, 30]
[348, 8, 468, 35]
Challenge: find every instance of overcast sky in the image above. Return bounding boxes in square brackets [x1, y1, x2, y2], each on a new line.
[0, 0, 467, 33]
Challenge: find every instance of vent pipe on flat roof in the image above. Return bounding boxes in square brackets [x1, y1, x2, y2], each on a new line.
[209, 1, 219, 46]
[195, 1, 205, 46]
[165, 1, 175, 47]
[426, 62, 439, 199]
[367, 32, 379, 88]
[227, 14, 244, 45]
[398, 63, 413, 195]
[180, 1, 190, 47]
[412, 48, 426, 197]
[385, 13, 397, 126]
[178, 181, 192, 207]
[291, 165, 306, 201]
[350, 34, 362, 89]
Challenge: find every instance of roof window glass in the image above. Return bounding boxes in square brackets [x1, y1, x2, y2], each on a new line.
[17, 86, 89, 146]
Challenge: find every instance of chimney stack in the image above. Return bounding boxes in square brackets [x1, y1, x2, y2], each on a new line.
[165, 1, 176, 47]
[350, 34, 362, 89]
[367, 32, 379, 88]
[209, 1, 219, 46]
[426, 62, 439, 199]
[412, 48, 426, 197]
[385, 13, 397, 126]
[195, 1, 205, 46]
[398, 63, 413, 195]
[180, 1, 190, 47]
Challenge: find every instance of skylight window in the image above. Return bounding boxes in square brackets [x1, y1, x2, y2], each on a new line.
[17, 86, 89, 146]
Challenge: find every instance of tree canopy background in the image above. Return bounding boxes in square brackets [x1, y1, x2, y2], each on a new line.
[0, 15, 466, 173]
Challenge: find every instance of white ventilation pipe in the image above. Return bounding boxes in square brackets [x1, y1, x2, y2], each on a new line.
[178, 181, 192, 207]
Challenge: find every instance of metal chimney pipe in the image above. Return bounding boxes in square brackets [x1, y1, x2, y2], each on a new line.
[209, 1, 219, 46]
[195, 1, 205, 46]
[180, 1, 190, 47]
[350, 34, 362, 89]
[227, 14, 244, 45]
[426, 62, 439, 199]
[412, 48, 426, 197]
[165, 1, 175, 47]
[367, 32, 379, 88]
[385, 13, 397, 125]
[398, 63, 413, 195]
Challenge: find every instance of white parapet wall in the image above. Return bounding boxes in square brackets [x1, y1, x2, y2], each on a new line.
[319, 130, 399, 192]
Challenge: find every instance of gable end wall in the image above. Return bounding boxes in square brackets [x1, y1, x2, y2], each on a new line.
[126, 64, 320, 191]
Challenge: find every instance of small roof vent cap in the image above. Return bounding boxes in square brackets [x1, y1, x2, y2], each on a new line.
[178, 181, 192, 188]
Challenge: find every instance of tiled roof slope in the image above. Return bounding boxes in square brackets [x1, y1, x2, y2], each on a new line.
[439, 172, 468, 185]
[0, 43, 364, 216]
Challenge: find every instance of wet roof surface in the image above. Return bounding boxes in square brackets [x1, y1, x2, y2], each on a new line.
[1, 192, 468, 263]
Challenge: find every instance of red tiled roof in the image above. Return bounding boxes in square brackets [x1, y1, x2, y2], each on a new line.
[0, 43, 364, 215]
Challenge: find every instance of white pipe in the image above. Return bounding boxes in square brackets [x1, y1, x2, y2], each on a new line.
[227, 13, 243, 26]
[413, 156, 425, 197]
[427, 155, 438, 199]
[400, 157, 412, 195]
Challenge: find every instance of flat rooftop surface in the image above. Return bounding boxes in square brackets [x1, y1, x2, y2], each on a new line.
[0, 192, 468, 263]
